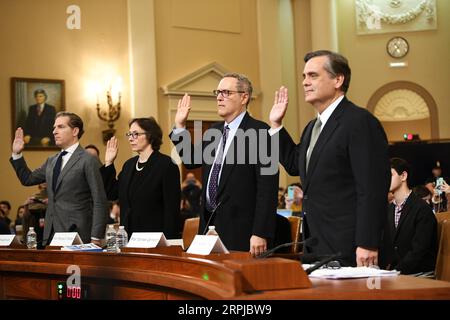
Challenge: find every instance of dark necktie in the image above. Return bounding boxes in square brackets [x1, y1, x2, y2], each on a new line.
[53, 151, 68, 193]
[306, 118, 322, 171]
[207, 125, 230, 211]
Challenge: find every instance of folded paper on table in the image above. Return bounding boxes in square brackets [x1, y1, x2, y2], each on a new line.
[60, 243, 103, 252]
[304, 266, 400, 279]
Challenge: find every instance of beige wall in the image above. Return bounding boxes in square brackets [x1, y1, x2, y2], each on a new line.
[336, 0, 450, 140]
[0, 0, 131, 220]
[153, 0, 262, 156]
[382, 118, 431, 142]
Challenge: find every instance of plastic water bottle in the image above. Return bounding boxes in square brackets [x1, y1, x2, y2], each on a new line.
[105, 225, 117, 253]
[206, 226, 218, 236]
[26, 227, 37, 249]
[115, 226, 128, 252]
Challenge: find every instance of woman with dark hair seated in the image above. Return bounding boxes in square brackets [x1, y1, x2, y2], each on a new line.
[101, 117, 181, 238]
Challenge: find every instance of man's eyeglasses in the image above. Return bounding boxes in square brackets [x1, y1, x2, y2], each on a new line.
[212, 89, 246, 98]
[125, 132, 146, 139]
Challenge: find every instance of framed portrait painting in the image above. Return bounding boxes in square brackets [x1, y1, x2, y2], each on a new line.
[11, 77, 65, 150]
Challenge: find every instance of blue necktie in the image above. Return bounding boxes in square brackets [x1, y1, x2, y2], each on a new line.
[207, 125, 229, 211]
[53, 151, 68, 193]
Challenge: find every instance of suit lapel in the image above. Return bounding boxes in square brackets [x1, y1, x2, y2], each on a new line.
[303, 101, 345, 190]
[55, 145, 83, 192]
[49, 153, 60, 194]
[216, 113, 250, 198]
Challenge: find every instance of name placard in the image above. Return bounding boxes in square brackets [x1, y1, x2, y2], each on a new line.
[0, 235, 21, 247]
[127, 232, 169, 248]
[186, 235, 229, 255]
[49, 232, 82, 246]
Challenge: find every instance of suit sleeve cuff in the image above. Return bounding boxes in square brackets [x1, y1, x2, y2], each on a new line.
[268, 126, 283, 136]
[172, 127, 186, 135]
[11, 153, 23, 160]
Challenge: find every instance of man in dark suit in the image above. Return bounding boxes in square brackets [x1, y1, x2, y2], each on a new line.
[171, 73, 279, 256]
[269, 50, 390, 266]
[10, 112, 108, 245]
[24, 89, 56, 147]
[380, 158, 437, 274]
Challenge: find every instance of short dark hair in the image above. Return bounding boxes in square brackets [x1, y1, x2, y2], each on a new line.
[222, 72, 253, 107]
[85, 144, 100, 156]
[413, 185, 432, 199]
[55, 112, 84, 139]
[0, 201, 11, 210]
[390, 157, 411, 181]
[304, 50, 351, 93]
[129, 117, 163, 151]
[34, 89, 48, 100]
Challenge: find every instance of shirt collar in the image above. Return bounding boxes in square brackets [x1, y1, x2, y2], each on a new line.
[317, 95, 345, 128]
[393, 190, 412, 208]
[225, 110, 246, 130]
[62, 142, 79, 155]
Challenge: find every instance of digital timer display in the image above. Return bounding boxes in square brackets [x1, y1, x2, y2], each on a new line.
[56, 282, 88, 300]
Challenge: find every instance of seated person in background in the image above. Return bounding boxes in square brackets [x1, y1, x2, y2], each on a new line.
[440, 181, 450, 205]
[277, 187, 285, 209]
[107, 201, 120, 225]
[0, 208, 11, 234]
[284, 183, 303, 212]
[14, 205, 25, 226]
[181, 173, 202, 217]
[425, 162, 448, 212]
[0, 201, 12, 229]
[380, 158, 438, 275]
[22, 184, 48, 248]
[413, 185, 433, 207]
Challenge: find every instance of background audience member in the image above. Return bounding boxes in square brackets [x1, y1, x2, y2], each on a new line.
[284, 183, 303, 213]
[413, 185, 433, 207]
[181, 173, 202, 216]
[380, 158, 438, 275]
[85, 144, 102, 166]
[0, 201, 12, 229]
[425, 162, 448, 212]
[0, 208, 11, 234]
[107, 201, 120, 225]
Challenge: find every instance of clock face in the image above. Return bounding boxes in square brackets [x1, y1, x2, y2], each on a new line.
[387, 37, 409, 59]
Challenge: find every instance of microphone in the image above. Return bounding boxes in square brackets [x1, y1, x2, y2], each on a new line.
[202, 194, 230, 235]
[69, 224, 78, 232]
[257, 237, 318, 259]
[305, 252, 341, 275]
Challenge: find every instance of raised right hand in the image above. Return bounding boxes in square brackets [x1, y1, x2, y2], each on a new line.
[105, 136, 118, 166]
[269, 86, 289, 129]
[12, 128, 25, 154]
[175, 93, 191, 128]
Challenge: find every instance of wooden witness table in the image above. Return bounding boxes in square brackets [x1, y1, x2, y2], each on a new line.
[0, 247, 449, 300]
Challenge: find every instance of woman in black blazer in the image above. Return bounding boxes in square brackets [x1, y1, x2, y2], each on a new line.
[101, 117, 181, 238]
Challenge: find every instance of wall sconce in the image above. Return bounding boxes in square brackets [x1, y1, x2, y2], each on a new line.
[96, 80, 121, 144]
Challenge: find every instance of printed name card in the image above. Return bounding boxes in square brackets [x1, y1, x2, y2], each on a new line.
[49, 232, 82, 246]
[186, 235, 229, 255]
[126, 232, 169, 248]
[0, 235, 21, 247]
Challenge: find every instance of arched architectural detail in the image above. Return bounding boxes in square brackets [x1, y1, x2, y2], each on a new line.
[367, 81, 439, 139]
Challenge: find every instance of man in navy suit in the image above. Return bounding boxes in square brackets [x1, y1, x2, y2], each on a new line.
[171, 73, 279, 256]
[269, 50, 390, 266]
[24, 89, 56, 147]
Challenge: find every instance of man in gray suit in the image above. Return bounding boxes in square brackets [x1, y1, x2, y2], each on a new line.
[10, 112, 108, 246]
